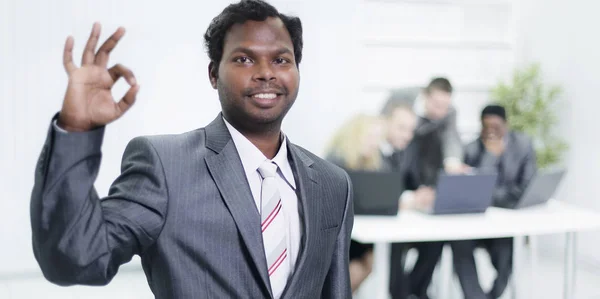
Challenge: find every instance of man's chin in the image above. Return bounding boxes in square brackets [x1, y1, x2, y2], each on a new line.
[248, 111, 284, 126]
[251, 106, 290, 122]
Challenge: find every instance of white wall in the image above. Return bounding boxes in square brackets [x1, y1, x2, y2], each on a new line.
[516, 0, 600, 267]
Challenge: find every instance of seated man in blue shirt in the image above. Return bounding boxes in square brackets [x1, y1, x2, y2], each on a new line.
[451, 105, 537, 299]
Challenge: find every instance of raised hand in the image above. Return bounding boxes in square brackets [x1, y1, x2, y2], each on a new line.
[58, 23, 139, 132]
[483, 137, 505, 157]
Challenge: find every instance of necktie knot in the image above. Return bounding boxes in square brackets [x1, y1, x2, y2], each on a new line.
[258, 161, 278, 179]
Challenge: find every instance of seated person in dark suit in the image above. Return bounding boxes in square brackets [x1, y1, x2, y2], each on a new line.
[325, 114, 386, 293]
[451, 105, 537, 299]
[380, 101, 444, 299]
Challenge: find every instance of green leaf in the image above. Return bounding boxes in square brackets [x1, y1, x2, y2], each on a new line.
[490, 63, 568, 169]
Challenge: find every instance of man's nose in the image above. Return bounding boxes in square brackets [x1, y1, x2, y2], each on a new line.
[253, 61, 276, 81]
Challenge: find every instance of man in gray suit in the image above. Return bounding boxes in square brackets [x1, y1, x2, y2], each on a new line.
[30, 1, 353, 298]
[451, 105, 537, 299]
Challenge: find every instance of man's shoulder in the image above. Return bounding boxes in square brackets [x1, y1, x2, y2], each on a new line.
[127, 128, 208, 155]
[510, 131, 533, 144]
[508, 131, 534, 151]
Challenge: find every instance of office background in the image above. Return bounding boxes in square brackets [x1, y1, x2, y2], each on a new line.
[1, 0, 599, 297]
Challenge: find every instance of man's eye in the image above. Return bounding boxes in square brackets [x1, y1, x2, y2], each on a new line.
[235, 57, 253, 64]
[274, 57, 290, 64]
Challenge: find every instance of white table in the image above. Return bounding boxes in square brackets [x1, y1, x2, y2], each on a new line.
[351, 200, 600, 299]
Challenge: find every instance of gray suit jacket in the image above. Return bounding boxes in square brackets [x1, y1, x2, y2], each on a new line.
[463, 131, 537, 208]
[30, 114, 353, 299]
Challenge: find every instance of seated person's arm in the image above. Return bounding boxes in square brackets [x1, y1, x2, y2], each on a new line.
[493, 143, 537, 208]
[399, 153, 435, 210]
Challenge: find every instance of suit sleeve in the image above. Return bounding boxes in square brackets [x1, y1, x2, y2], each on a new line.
[492, 140, 537, 208]
[321, 172, 353, 299]
[30, 116, 168, 286]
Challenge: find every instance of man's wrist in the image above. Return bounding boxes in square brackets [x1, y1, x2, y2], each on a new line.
[57, 119, 86, 132]
[53, 120, 69, 134]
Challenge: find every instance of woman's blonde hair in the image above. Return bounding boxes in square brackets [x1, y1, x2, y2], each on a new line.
[326, 114, 384, 171]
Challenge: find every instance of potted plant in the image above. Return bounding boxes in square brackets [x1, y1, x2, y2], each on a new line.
[490, 63, 568, 169]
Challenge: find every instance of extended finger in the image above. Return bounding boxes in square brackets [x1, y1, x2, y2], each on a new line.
[116, 85, 140, 115]
[82, 23, 101, 65]
[63, 36, 76, 74]
[107, 63, 137, 86]
[95, 27, 126, 67]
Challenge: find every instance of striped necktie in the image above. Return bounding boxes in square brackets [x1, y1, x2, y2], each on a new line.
[258, 161, 290, 299]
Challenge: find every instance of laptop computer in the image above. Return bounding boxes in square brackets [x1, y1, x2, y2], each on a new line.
[347, 171, 405, 216]
[514, 169, 566, 209]
[427, 173, 498, 215]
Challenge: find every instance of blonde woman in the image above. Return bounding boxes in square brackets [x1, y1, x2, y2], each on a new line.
[325, 114, 385, 293]
[325, 114, 385, 171]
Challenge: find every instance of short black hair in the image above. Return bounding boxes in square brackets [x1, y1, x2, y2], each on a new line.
[204, 0, 303, 74]
[425, 77, 453, 94]
[481, 104, 507, 121]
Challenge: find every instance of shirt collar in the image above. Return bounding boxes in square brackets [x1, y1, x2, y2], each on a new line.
[222, 117, 296, 189]
[380, 141, 395, 157]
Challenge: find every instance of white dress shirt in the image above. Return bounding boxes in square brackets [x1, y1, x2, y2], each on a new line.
[222, 117, 301, 280]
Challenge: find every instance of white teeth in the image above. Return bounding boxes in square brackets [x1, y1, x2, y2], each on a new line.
[253, 93, 277, 99]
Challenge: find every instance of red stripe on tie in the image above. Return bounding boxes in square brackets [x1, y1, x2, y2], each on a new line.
[261, 203, 282, 232]
[268, 249, 288, 276]
[261, 199, 282, 226]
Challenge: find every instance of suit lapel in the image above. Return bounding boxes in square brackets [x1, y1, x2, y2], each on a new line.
[203, 115, 271, 296]
[283, 143, 321, 295]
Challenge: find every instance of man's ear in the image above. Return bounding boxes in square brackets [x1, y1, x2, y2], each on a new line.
[208, 62, 218, 89]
